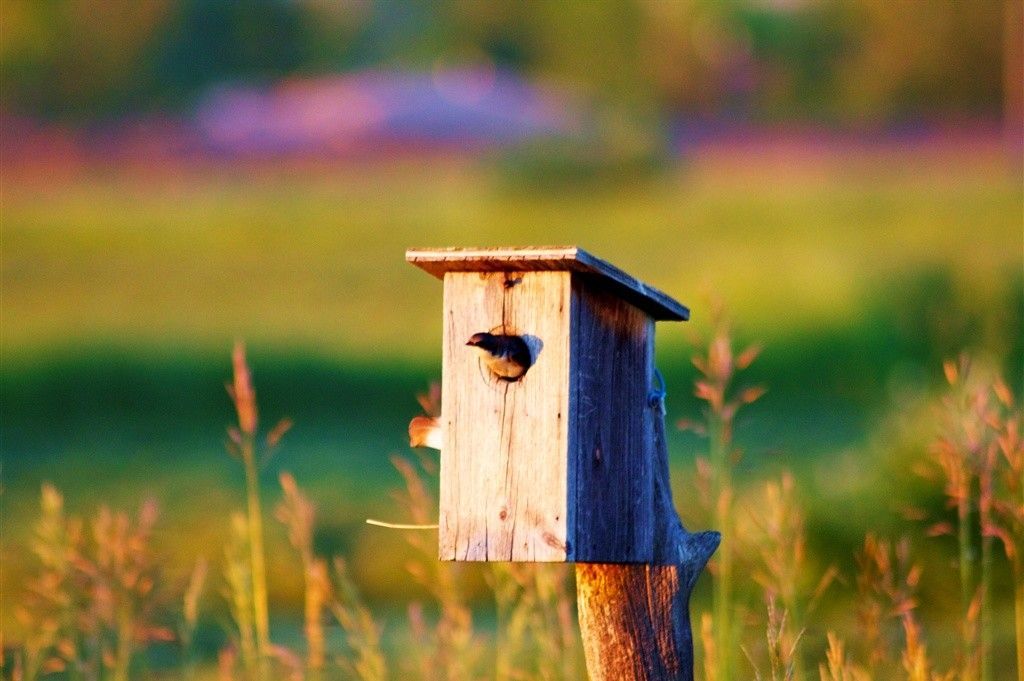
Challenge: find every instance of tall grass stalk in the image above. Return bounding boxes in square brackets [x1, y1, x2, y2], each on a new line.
[242, 446, 270, 664]
[224, 512, 259, 678]
[488, 562, 578, 681]
[392, 449, 479, 680]
[394, 384, 481, 680]
[818, 633, 870, 681]
[989, 378, 1024, 681]
[978, 446, 995, 681]
[225, 342, 293, 680]
[331, 558, 387, 681]
[742, 598, 802, 681]
[747, 472, 837, 681]
[854, 535, 891, 676]
[228, 342, 271, 669]
[275, 472, 327, 676]
[701, 613, 717, 681]
[14, 485, 170, 681]
[933, 357, 976, 678]
[275, 471, 386, 681]
[226, 345, 386, 680]
[899, 612, 938, 681]
[851, 534, 959, 680]
[931, 356, 1017, 681]
[680, 310, 764, 681]
[16, 484, 76, 681]
[179, 557, 208, 681]
[752, 474, 802, 664]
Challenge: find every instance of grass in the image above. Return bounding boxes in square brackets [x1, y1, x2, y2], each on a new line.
[5, 323, 1021, 679]
[1, 141, 1021, 677]
[679, 308, 767, 681]
[3, 149, 1019, 359]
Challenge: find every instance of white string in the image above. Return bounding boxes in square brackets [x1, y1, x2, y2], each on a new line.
[364, 520, 436, 532]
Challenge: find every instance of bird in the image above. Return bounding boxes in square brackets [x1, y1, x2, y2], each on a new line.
[465, 332, 532, 381]
[408, 415, 442, 449]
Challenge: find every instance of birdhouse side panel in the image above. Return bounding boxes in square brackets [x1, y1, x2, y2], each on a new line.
[568, 278, 656, 562]
[440, 270, 572, 561]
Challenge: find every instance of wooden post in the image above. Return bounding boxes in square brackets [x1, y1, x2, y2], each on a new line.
[576, 394, 719, 681]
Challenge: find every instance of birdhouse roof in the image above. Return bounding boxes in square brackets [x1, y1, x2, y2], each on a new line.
[406, 246, 689, 321]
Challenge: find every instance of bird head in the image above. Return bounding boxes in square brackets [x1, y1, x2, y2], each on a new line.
[466, 332, 500, 354]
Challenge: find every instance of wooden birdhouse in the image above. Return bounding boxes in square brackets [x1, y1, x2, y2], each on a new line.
[406, 246, 689, 563]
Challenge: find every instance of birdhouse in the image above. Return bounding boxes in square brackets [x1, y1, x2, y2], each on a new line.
[406, 246, 689, 563]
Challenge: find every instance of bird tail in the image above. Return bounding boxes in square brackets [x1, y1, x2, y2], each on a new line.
[408, 415, 442, 450]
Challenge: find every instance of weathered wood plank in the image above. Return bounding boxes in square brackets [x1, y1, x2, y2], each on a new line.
[568, 277, 655, 562]
[407, 246, 689, 322]
[440, 270, 571, 561]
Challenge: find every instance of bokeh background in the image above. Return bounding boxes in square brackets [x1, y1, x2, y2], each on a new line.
[3, 0, 1022, 676]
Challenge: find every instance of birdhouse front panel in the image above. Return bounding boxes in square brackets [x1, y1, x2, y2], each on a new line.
[440, 270, 573, 561]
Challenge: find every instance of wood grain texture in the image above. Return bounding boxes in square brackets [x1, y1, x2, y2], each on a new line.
[576, 564, 689, 680]
[576, 403, 720, 681]
[407, 246, 689, 321]
[568, 279, 655, 562]
[440, 270, 571, 561]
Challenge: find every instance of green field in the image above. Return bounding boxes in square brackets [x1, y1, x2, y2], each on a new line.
[5, 151, 1020, 358]
[2, 145, 1022, 674]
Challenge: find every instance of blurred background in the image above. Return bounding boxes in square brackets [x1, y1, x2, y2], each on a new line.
[2, 0, 1022, 676]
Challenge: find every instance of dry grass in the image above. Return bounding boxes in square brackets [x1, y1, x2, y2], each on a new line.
[389, 418, 481, 680]
[742, 598, 803, 681]
[923, 356, 1023, 681]
[687, 321, 1021, 681]
[487, 563, 578, 681]
[4, 331, 1022, 680]
[179, 558, 208, 679]
[8, 485, 171, 681]
[741, 472, 837, 680]
[817, 633, 870, 681]
[329, 558, 386, 681]
[679, 305, 765, 681]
